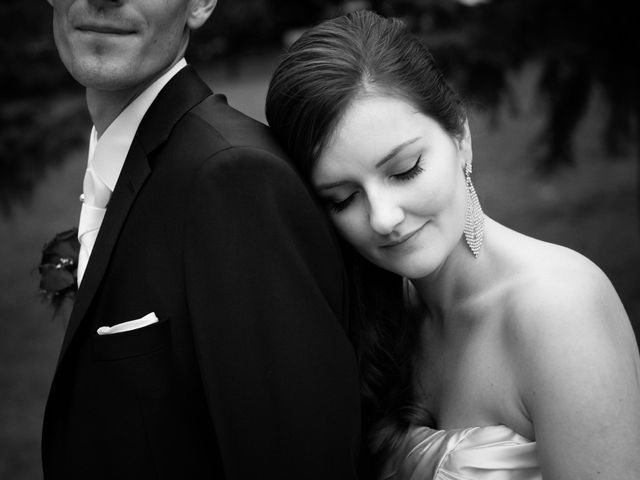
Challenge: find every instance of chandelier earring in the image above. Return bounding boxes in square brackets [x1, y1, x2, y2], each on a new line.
[463, 160, 484, 258]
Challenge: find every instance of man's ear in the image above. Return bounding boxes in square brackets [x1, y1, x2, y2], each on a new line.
[187, 0, 217, 30]
[457, 118, 472, 170]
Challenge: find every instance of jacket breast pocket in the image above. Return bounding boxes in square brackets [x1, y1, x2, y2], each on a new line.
[92, 318, 171, 361]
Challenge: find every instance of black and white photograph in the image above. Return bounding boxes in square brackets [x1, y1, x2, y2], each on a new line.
[1, 1, 639, 479]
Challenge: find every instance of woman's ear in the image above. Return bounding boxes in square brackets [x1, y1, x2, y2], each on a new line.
[457, 119, 472, 170]
[187, 0, 217, 30]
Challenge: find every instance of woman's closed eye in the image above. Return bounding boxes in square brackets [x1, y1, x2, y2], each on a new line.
[322, 156, 423, 214]
[391, 155, 423, 181]
[325, 192, 358, 214]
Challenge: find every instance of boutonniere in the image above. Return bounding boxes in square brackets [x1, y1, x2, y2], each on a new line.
[39, 228, 80, 313]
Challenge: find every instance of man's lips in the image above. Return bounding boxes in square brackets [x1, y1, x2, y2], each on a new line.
[76, 24, 136, 35]
[379, 224, 426, 248]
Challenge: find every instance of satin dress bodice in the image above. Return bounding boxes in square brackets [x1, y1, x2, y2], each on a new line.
[381, 425, 541, 480]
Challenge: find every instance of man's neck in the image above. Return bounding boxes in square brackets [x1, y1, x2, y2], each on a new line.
[86, 85, 149, 138]
[85, 57, 185, 137]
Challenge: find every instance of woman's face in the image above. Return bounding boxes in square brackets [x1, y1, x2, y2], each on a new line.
[312, 95, 470, 279]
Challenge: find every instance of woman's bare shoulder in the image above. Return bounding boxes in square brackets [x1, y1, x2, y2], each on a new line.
[483, 222, 637, 367]
[493, 234, 640, 478]
[506, 239, 627, 331]
[485, 222, 626, 331]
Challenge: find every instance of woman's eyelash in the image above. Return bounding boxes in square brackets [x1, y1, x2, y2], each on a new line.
[323, 155, 423, 214]
[326, 193, 357, 213]
[392, 155, 423, 181]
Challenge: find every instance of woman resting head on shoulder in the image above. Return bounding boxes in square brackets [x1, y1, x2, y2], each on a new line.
[266, 10, 640, 480]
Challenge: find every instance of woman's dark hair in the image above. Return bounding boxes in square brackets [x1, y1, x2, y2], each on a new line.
[266, 9, 466, 178]
[266, 9, 466, 472]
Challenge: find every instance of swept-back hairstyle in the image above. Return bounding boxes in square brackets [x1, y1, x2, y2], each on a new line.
[266, 9, 466, 178]
[266, 10, 466, 472]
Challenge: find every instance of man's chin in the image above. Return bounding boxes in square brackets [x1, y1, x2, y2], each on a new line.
[67, 60, 143, 92]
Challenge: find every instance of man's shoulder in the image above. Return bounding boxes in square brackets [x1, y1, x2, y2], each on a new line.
[140, 66, 286, 163]
[181, 93, 285, 158]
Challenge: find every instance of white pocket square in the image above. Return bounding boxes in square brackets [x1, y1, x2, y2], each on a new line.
[97, 312, 159, 336]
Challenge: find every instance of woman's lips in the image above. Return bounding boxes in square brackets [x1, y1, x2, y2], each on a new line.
[379, 224, 426, 249]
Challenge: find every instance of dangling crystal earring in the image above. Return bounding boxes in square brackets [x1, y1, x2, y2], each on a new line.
[464, 160, 484, 258]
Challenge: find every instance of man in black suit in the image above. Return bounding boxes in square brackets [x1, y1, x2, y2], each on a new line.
[42, 1, 361, 478]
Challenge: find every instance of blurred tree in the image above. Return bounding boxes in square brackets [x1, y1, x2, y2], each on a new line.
[370, 0, 638, 220]
[0, 1, 87, 217]
[370, 0, 639, 172]
[433, 0, 638, 173]
[190, 0, 331, 62]
[0, 1, 77, 99]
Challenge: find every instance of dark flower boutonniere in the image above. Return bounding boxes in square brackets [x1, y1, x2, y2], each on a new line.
[39, 228, 80, 312]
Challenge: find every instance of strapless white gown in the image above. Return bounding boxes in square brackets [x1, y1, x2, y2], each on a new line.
[381, 425, 541, 480]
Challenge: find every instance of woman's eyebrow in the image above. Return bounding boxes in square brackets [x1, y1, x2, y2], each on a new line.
[375, 137, 420, 168]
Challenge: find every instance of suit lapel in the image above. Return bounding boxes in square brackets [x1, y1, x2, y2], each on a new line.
[59, 67, 212, 361]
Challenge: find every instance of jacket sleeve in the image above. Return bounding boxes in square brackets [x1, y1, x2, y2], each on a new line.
[184, 146, 361, 479]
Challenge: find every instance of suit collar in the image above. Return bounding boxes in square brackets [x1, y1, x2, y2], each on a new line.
[137, 65, 212, 155]
[89, 59, 189, 192]
[58, 67, 212, 361]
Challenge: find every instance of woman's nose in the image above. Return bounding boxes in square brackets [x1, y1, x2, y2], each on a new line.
[368, 192, 404, 235]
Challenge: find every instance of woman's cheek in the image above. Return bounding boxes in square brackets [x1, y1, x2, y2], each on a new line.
[334, 212, 367, 249]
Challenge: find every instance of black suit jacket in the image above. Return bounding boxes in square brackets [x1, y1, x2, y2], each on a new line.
[42, 67, 361, 479]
